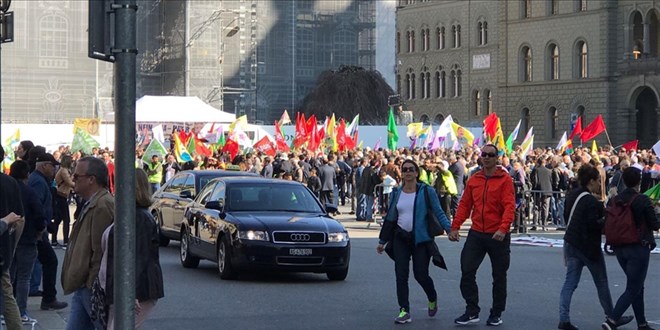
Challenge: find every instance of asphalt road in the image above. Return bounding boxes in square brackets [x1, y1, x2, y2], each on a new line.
[31, 207, 660, 330]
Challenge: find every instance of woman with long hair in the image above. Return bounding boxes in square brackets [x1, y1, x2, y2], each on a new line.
[95, 168, 164, 329]
[376, 159, 452, 324]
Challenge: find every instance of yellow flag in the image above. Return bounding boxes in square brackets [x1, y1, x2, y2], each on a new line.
[328, 114, 337, 152]
[450, 122, 474, 147]
[73, 118, 101, 136]
[229, 115, 248, 133]
[591, 140, 598, 156]
[407, 122, 423, 138]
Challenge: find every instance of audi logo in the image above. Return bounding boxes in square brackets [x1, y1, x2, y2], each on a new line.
[290, 233, 311, 242]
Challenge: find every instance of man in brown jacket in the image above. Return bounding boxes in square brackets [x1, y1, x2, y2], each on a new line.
[61, 157, 114, 330]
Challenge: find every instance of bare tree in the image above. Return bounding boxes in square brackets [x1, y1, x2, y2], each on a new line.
[296, 65, 395, 125]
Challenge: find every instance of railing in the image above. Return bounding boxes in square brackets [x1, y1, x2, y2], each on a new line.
[514, 189, 567, 233]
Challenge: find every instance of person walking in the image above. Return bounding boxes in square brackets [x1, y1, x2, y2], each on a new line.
[53, 155, 75, 247]
[27, 153, 68, 312]
[376, 159, 452, 324]
[318, 155, 337, 209]
[558, 165, 631, 330]
[9, 160, 47, 324]
[95, 168, 164, 329]
[448, 144, 516, 326]
[602, 167, 660, 330]
[61, 157, 114, 330]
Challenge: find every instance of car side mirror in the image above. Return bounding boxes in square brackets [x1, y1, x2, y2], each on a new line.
[180, 190, 194, 199]
[325, 204, 338, 214]
[205, 200, 224, 211]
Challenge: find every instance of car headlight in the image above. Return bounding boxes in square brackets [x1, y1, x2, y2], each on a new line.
[238, 230, 269, 241]
[327, 232, 349, 243]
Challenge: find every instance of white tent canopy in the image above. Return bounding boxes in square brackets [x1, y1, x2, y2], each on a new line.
[132, 96, 236, 123]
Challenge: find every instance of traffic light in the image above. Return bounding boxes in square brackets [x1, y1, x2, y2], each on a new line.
[88, 0, 115, 62]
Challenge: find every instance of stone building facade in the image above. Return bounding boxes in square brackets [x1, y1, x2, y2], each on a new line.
[396, 0, 659, 148]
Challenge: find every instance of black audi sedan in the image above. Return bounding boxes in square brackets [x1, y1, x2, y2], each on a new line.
[151, 170, 259, 246]
[179, 177, 350, 281]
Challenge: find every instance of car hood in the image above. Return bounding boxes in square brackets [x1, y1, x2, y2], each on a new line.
[230, 212, 346, 232]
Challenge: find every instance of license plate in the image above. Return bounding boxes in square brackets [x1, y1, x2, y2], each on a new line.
[289, 248, 312, 256]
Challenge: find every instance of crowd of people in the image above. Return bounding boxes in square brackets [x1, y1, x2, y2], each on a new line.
[1, 136, 659, 329]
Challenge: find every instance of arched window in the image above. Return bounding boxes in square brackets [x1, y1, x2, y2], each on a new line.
[422, 28, 430, 51]
[478, 21, 488, 46]
[648, 10, 659, 56]
[576, 41, 588, 78]
[450, 71, 456, 97]
[436, 70, 446, 98]
[411, 73, 416, 99]
[436, 27, 445, 49]
[452, 26, 457, 48]
[39, 15, 69, 58]
[485, 90, 492, 114]
[548, 107, 559, 139]
[631, 11, 643, 58]
[548, 43, 559, 80]
[406, 31, 412, 52]
[420, 114, 430, 124]
[406, 74, 411, 99]
[521, 46, 532, 82]
[411, 30, 416, 52]
[434, 114, 445, 125]
[474, 90, 481, 116]
[456, 25, 461, 48]
[521, 108, 530, 137]
[425, 72, 431, 98]
[576, 106, 586, 130]
[420, 69, 427, 99]
[451, 66, 462, 97]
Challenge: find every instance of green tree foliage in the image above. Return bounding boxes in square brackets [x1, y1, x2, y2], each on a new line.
[297, 65, 395, 125]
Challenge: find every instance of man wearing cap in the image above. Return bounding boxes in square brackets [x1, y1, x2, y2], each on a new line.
[27, 152, 68, 311]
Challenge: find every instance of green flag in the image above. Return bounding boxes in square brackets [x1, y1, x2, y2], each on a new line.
[143, 139, 168, 160]
[387, 107, 399, 151]
[72, 128, 100, 155]
[186, 135, 196, 156]
[644, 182, 660, 201]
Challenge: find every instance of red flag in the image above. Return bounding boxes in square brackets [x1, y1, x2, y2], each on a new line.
[274, 121, 290, 152]
[194, 136, 212, 157]
[621, 140, 638, 151]
[483, 113, 499, 140]
[568, 116, 582, 140]
[221, 138, 239, 161]
[253, 136, 276, 157]
[308, 120, 319, 152]
[580, 114, 606, 143]
[336, 119, 347, 152]
[306, 114, 317, 137]
[293, 112, 308, 149]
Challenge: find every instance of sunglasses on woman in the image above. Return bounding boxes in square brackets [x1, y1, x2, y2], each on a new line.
[481, 152, 497, 158]
[401, 167, 417, 173]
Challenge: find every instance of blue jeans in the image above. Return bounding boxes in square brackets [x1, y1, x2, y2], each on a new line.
[30, 260, 42, 294]
[559, 242, 613, 322]
[610, 244, 651, 325]
[150, 183, 161, 194]
[67, 288, 103, 330]
[365, 195, 375, 221]
[11, 244, 38, 315]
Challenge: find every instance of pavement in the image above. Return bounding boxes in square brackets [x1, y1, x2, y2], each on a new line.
[27, 202, 658, 329]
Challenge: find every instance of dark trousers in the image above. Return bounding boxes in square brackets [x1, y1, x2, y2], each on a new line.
[450, 192, 463, 217]
[320, 190, 335, 207]
[460, 230, 510, 316]
[438, 193, 451, 217]
[610, 244, 651, 324]
[36, 232, 59, 303]
[337, 176, 347, 205]
[393, 230, 437, 312]
[52, 194, 70, 244]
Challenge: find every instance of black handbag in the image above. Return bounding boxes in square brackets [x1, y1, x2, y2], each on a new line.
[424, 187, 445, 237]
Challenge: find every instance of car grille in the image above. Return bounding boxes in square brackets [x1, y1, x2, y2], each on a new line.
[276, 257, 324, 266]
[272, 231, 326, 244]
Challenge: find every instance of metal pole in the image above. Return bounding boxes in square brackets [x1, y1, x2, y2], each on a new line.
[113, 0, 137, 329]
[184, 0, 189, 96]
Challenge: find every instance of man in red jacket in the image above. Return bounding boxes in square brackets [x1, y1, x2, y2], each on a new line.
[449, 144, 515, 327]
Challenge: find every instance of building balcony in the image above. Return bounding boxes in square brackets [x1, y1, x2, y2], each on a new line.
[618, 56, 660, 76]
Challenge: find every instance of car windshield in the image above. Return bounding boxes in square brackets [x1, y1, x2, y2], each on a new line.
[226, 183, 324, 213]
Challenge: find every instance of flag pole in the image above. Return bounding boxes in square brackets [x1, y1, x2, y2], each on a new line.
[604, 128, 613, 149]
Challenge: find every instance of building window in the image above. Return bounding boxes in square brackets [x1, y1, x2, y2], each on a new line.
[549, 107, 559, 139]
[406, 74, 411, 99]
[396, 32, 401, 54]
[474, 90, 481, 116]
[425, 72, 431, 98]
[434, 114, 445, 125]
[411, 73, 416, 99]
[486, 90, 492, 114]
[452, 25, 461, 48]
[522, 108, 530, 136]
[420, 69, 429, 99]
[451, 66, 462, 97]
[576, 106, 586, 127]
[522, 0, 532, 19]
[436, 70, 446, 98]
[521, 46, 533, 82]
[478, 21, 488, 46]
[422, 28, 430, 51]
[631, 11, 643, 59]
[576, 0, 587, 12]
[548, 43, 559, 80]
[396, 74, 401, 95]
[436, 27, 445, 49]
[549, 0, 559, 15]
[39, 15, 69, 58]
[576, 41, 588, 78]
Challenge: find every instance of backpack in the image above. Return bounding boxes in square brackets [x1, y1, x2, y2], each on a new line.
[603, 194, 642, 246]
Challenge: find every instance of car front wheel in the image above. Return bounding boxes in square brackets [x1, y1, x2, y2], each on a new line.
[154, 212, 170, 247]
[180, 229, 199, 268]
[326, 267, 348, 281]
[217, 236, 237, 280]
